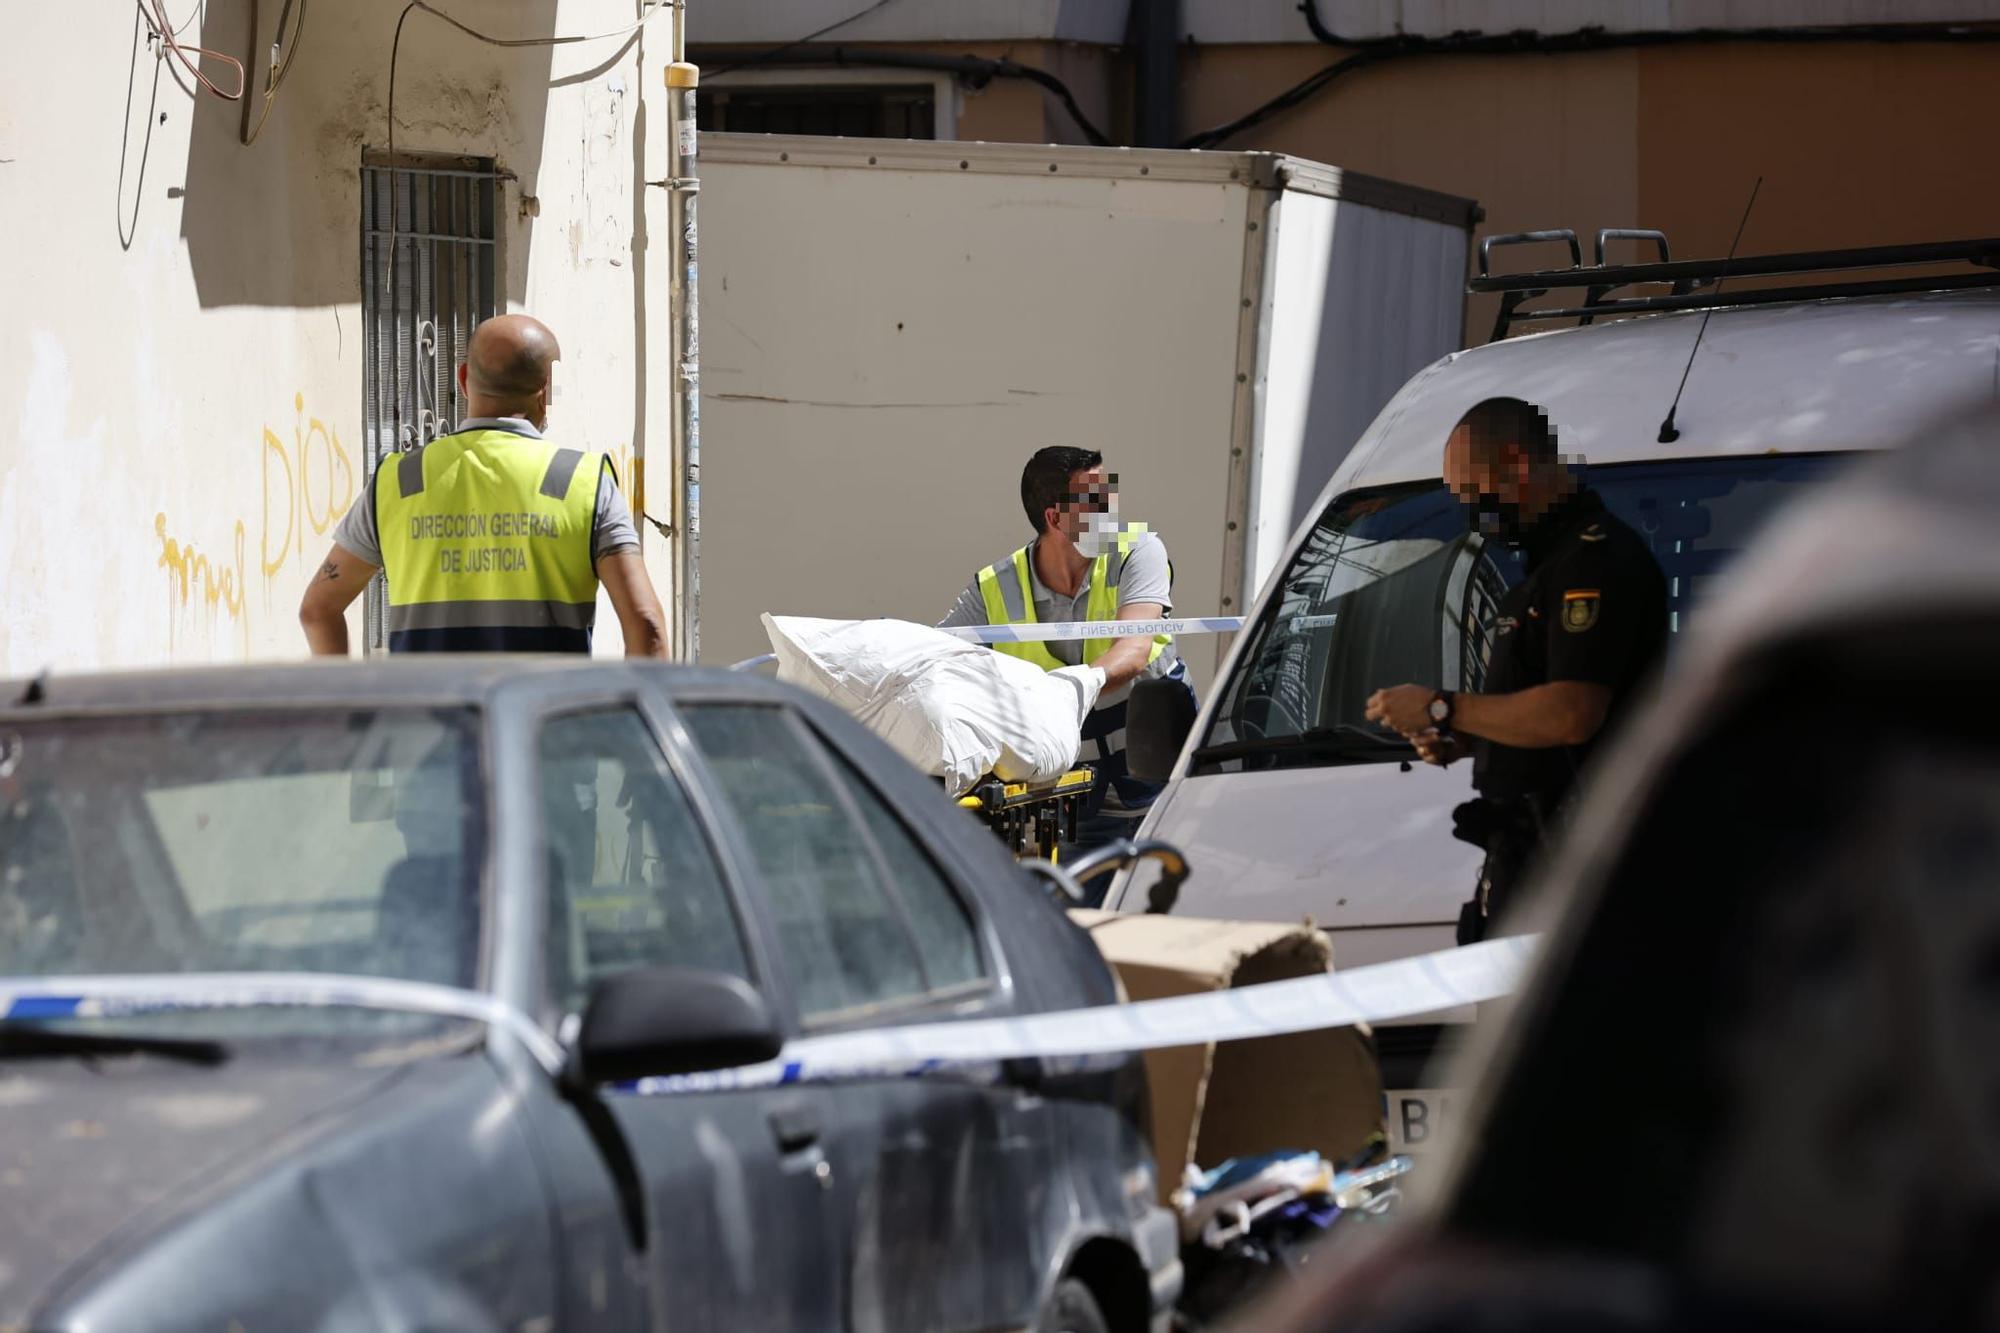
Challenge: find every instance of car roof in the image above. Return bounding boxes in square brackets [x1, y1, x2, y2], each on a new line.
[0, 658, 777, 714]
[1327, 286, 2000, 495]
[1651, 404, 2000, 670]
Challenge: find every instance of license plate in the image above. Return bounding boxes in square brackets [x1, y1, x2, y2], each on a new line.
[1383, 1088, 1456, 1153]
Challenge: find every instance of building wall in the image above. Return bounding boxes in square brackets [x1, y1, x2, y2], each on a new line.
[687, 0, 2000, 44]
[1179, 0, 2000, 43]
[718, 24, 1999, 344]
[0, 0, 673, 673]
[1178, 37, 2000, 341]
[700, 41, 1123, 146]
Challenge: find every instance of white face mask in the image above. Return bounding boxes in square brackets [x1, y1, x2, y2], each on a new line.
[1074, 506, 1125, 559]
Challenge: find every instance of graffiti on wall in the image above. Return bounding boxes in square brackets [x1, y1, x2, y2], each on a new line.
[262, 393, 357, 576]
[151, 392, 352, 659]
[154, 512, 248, 656]
[607, 442, 644, 516]
[149, 392, 641, 661]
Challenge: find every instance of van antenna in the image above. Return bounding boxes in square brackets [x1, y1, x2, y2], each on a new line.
[1659, 176, 1762, 444]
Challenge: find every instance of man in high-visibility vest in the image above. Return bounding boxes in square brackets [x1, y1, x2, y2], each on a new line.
[940, 446, 1196, 854]
[300, 314, 669, 658]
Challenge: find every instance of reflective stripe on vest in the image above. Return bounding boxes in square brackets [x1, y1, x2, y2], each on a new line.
[974, 526, 1172, 671]
[375, 429, 602, 654]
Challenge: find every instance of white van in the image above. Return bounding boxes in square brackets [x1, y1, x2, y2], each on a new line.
[1105, 233, 2000, 1134]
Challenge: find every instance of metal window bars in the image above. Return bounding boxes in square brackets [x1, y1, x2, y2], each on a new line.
[1471, 230, 2000, 342]
[360, 160, 502, 652]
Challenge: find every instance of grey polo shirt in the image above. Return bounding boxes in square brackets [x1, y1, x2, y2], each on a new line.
[332, 417, 641, 568]
[939, 531, 1178, 709]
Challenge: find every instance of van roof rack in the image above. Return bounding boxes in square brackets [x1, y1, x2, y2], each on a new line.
[1469, 230, 2000, 341]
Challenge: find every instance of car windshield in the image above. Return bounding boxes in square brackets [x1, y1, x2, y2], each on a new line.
[0, 706, 484, 1038]
[1200, 454, 1848, 770]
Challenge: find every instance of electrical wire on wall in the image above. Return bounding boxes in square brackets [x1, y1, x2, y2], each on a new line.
[167, 0, 204, 39]
[239, 0, 310, 146]
[382, 1, 671, 451]
[697, 0, 1116, 146]
[1181, 5, 2000, 150]
[707, 0, 902, 77]
[696, 46, 1113, 147]
[138, 0, 246, 101]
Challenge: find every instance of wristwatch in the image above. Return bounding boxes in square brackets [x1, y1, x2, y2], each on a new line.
[1427, 690, 1455, 731]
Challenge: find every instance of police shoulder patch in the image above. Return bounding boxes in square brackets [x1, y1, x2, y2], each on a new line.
[1561, 588, 1600, 632]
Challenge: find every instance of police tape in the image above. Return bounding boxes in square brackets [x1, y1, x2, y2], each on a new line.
[950, 616, 1246, 645]
[730, 616, 1250, 671]
[0, 971, 570, 1075]
[0, 935, 1533, 1093]
[634, 934, 1532, 1094]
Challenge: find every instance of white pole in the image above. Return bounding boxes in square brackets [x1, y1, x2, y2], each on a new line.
[664, 2, 701, 662]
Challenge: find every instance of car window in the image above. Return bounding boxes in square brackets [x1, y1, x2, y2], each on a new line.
[824, 745, 984, 992]
[0, 708, 482, 990]
[680, 704, 986, 1022]
[538, 709, 750, 1017]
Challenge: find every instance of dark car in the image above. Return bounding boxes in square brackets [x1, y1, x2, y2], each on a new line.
[1252, 412, 2000, 1332]
[0, 659, 1179, 1332]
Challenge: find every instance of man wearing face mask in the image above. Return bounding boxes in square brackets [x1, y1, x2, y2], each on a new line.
[940, 446, 1194, 855]
[300, 313, 669, 658]
[1364, 396, 1666, 944]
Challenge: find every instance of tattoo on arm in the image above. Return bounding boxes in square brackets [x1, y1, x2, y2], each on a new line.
[317, 561, 342, 583]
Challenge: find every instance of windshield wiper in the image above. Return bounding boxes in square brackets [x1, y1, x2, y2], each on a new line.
[1190, 724, 1411, 766]
[0, 1024, 231, 1066]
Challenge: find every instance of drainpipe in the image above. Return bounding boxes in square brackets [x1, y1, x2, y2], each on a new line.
[1130, 0, 1179, 149]
[664, 2, 701, 662]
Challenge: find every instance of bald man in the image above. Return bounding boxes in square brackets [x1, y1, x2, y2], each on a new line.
[302, 314, 669, 657]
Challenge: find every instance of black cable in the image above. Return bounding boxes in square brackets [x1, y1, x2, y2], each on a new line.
[701, 46, 1113, 147]
[1179, 46, 1397, 150]
[709, 0, 903, 78]
[992, 58, 1113, 147]
[1301, 1, 2000, 53]
[1183, 7, 2000, 150]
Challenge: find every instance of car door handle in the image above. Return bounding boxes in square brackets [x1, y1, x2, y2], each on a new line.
[768, 1105, 822, 1154]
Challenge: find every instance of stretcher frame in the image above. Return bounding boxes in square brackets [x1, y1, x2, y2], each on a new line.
[954, 768, 1095, 862]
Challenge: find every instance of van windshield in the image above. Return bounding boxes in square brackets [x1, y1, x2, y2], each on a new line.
[1198, 455, 1848, 770]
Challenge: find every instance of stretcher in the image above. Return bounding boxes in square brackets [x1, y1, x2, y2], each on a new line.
[730, 644, 1095, 863]
[954, 767, 1095, 862]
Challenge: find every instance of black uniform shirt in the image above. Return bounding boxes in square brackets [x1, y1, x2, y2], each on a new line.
[1471, 488, 1668, 805]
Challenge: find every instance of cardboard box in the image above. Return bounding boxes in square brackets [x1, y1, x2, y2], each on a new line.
[1069, 909, 1385, 1203]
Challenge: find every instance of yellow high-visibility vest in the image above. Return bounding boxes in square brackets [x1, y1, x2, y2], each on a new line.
[975, 527, 1171, 671]
[374, 429, 602, 653]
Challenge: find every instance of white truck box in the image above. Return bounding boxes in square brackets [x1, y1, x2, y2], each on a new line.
[695, 134, 1476, 684]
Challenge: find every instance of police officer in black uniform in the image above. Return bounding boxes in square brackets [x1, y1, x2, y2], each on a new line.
[1366, 396, 1667, 943]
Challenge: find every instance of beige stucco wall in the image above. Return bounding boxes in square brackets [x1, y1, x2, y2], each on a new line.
[1, 0, 673, 672]
[1180, 39, 2000, 339]
[696, 40, 1124, 146]
[789, 34, 2000, 342]
[1179, 43, 1638, 341]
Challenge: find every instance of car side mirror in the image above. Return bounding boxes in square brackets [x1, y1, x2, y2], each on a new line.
[1124, 675, 1198, 783]
[567, 967, 783, 1086]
